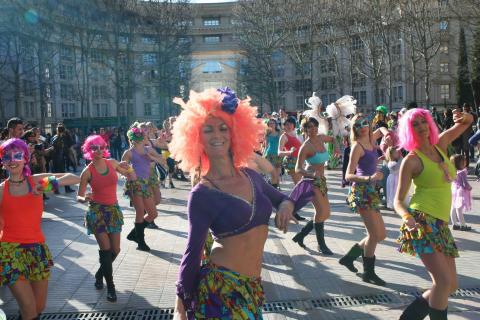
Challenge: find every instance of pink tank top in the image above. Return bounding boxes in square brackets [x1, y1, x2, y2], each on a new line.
[88, 160, 118, 205]
[284, 134, 301, 158]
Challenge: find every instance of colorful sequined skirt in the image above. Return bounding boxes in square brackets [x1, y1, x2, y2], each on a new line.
[397, 209, 459, 258]
[347, 182, 380, 213]
[125, 178, 152, 198]
[282, 157, 297, 174]
[265, 154, 282, 168]
[148, 166, 160, 188]
[289, 176, 328, 213]
[0, 242, 53, 286]
[85, 202, 124, 235]
[192, 263, 265, 320]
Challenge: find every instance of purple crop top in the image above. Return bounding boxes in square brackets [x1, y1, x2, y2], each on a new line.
[131, 147, 151, 179]
[176, 168, 291, 309]
[356, 143, 378, 176]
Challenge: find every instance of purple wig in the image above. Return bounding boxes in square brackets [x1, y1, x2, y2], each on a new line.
[398, 108, 439, 152]
[81, 135, 110, 160]
[0, 138, 31, 176]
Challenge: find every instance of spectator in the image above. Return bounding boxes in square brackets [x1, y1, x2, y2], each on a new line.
[51, 124, 75, 193]
[109, 128, 123, 161]
[7, 117, 24, 139]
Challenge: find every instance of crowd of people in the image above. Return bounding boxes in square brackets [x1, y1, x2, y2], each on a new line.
[0, 88, 478, 320]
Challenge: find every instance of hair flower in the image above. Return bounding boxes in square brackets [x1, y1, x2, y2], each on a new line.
[217, 87, 238, 114]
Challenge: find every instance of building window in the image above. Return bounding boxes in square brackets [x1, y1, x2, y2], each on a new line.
[440, 84, 450, 99]
[61, 103, 76, 118]
[60, 46, 73, 60]
[203, 18, 220, 26]
[272, 50, 284, 63]
[119, 35, 129, 44]
[295, 79, 312, 92]
[24, 101, 35, 118]
[144, 103, 152, 116]
[143, 53, 157, 66]
[91, 50, 105, 64]
[94, 103, 108, 117]
[142, 36, 155, 44]
[321, 76, 336, 90]
[319, 45, 329, 56]
[144, 86, 152, 99]
[351, 35, 363, 50]
[321, 94, 328, 106]
[379, 88, 386, 104]
[440, 63, 449, 73]
[296, 96, 304, 109]
[352, 72, 366, 87]
[275, 81, 285, 94]
[273, 65, 285, 78]
[295, 63, 311, 76]
[329, 94, 337, 104]
[359, 91, 367, 105]
[23, 80, 34, 97]
[202, 61, 222, 73]
[440, 45, 449, 54]
[61, 84, 75, 100]
[204, 35, 221, 44]
[439, 20, 448, 31]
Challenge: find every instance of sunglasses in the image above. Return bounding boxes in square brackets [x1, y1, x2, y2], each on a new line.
[354, 119, 369, 129]
[89, 145, 106, 152]
[2, 151, 24, 162]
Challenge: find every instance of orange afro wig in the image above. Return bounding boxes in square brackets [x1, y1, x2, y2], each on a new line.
[169, 88, 265, 175]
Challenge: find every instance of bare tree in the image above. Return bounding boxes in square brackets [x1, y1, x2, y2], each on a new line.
[400, 0, 447, 107]
[233, 0, 290, 112]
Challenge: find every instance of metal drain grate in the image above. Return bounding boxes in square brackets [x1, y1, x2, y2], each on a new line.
[6, 309, 174, 320]
[452, 287, 480, 297]
[263, 301, 296, 312]
[310, 293, 394, 309]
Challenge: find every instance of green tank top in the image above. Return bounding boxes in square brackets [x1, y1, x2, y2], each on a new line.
[409, 146, 456, 222]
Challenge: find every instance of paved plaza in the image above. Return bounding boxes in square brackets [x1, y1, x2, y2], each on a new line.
[1, 169, 480, 319]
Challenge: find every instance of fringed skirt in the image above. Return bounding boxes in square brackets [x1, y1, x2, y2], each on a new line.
[85, 202, 124, 235]
[347, 182, 380, 213]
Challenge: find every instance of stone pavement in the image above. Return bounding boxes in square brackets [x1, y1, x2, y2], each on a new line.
[1, 170, 480, 319]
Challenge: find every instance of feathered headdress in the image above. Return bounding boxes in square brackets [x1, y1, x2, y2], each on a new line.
[325, 95, 357, 137]
[303, 92, 328, 134]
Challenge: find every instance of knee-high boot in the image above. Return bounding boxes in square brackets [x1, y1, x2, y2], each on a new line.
[428, 307, 447, 320]
[339, 243, 363, 273]
[314, 222, 333, 255]
[135, 222, 151, 251]
[361, 255, 386, 286]
[292, 220, 313, 248]
[95, 251, 118, 290]
[399, 296, 429, 320]
[99, 250, 117, 302]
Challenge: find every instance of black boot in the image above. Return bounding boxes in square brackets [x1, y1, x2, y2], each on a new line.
[292, 220, 314, 248]
[126, 226, 137, 243]
[399, 296, 429, 320]
[314, 222, 333, 255]
[294, 213, 306, 221]
[99, 250, 117, 302]
[339, 243, 363, 273]
[361, 255, 386, 286]
[135, 222, 151, 251]
[94, 251, 118, 290]
[428, 307, 447, 320]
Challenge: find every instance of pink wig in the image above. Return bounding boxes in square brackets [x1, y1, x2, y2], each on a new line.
[169, 88, 265, 175]
[0, 138, 31, 176]
[398, 108, 439, 152]
[82, 135, 110, 160]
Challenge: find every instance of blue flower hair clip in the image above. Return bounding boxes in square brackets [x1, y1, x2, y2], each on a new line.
[217, 87, 239, 114]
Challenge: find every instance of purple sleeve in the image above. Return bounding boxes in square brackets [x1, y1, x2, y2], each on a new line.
[457, 170, 470, 189]
[247, 168, 291, 209]
[176, 189, 213, 311]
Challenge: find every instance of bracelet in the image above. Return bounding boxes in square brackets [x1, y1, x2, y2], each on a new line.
[40, 176, 59, 193]
[401, 213, 413, 221]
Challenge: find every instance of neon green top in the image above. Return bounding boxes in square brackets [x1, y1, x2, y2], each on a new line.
[409, 146, 456, 222]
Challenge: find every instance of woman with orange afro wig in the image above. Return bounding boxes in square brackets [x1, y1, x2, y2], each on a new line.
[395, 108, 473, 320]
[172, 88, 297, 320]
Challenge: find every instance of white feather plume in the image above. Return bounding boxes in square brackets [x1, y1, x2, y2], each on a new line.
[325, 95, 357, 137]
[303, 92, 329, 135]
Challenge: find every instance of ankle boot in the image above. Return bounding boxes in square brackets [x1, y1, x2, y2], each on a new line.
[399, 296, 429, 320]
[99, 250, 117, 302]
[94, 251, 118, 290]
[314, 222, 333, 255]
[135, 222, 151, 251]
[292, 220, 314, 248]
[126, 226, 137, 243]
[339, 243, 363, 273]
[361, 255, 386, 286]
[428, 307, 447, 320]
